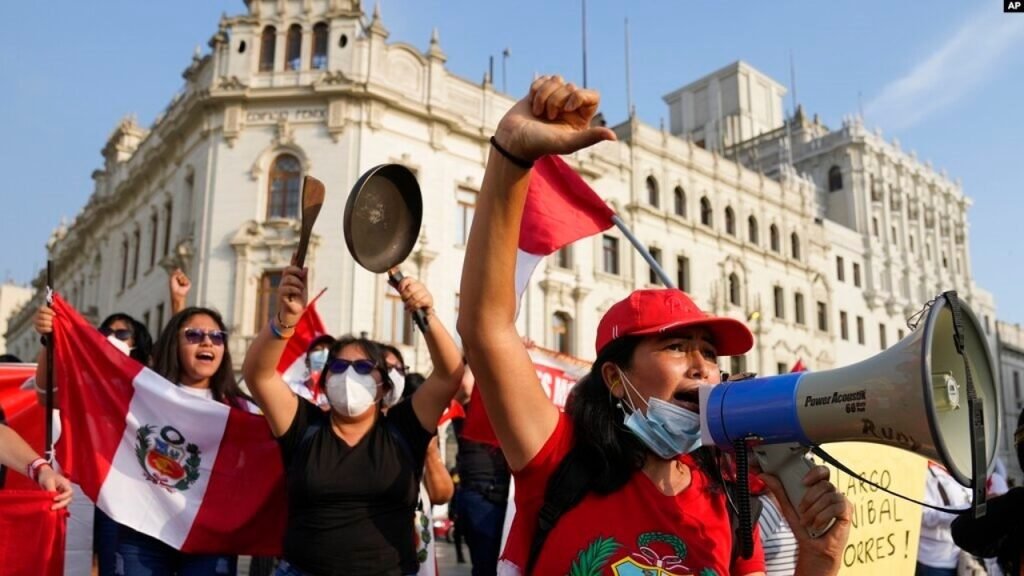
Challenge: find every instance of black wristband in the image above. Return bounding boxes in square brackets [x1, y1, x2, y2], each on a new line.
[490, 136, 534, 170]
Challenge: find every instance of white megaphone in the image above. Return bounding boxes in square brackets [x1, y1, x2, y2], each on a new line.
[699, 294, 1001, 536]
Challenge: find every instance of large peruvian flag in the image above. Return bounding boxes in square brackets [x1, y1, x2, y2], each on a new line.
[514, 155, 615, 306]
[49, 294, 286, 555]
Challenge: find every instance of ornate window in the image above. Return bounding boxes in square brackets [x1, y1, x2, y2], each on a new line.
[770, 224, 780, 253]
[552, 312, 572, 354]
[791, 233, 801, 260]
[259, 26, 277, 72]
[267, 154, 302, 219]
[646, 176, 659, 208]
[700, 197, 713, 227]
[255, 271, 282, 330]
[728, 273, 740, 306]
[828, 166, 843, 192]
[747, 216, 758, 244]
[312, 23, 329, 69]
[676, 255, 690, 292]
[725, 207, 736, 236]
[673, 186, 686, 217]
[602, 235, 620, 275]
[285, 25, 302, 70]
[648, 247, 662, 285]
[794, 292, 805, 325]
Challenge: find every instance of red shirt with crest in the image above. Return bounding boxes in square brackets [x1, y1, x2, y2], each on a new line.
[500, 413, 765, 576]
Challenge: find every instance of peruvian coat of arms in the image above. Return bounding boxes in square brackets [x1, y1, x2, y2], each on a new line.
[135, 424, 201, 492]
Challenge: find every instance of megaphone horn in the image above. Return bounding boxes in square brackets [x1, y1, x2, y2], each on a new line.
[700, 293, 1001, 524]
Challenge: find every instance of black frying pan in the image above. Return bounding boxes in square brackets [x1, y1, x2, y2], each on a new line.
[343, 164, 428, 332]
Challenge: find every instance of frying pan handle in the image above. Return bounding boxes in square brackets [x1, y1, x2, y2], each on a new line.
[387, 270, 429, 333]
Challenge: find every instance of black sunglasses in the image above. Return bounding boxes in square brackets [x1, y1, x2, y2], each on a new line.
[100, 327, 134, 342]
[182, 328, 228, 346]
[327, 358, 377, 376]
[387, 363, 406, 376]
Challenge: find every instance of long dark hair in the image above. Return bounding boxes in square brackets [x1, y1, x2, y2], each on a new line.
[152, 307, 248, 407]
[320, 336, 394, 400]
[551, 335, 722, 496]
[100, 313, 153, 365]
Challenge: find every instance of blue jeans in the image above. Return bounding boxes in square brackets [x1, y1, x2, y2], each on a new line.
[457, 488, 507, 576]
[95, 508, 120, 576]
[115, 525, 237, 576]
[274, 559, 417, 576]
[915, 563, 957, 576]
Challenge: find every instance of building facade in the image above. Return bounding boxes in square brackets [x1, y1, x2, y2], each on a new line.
[996, 321, 1024, 485]
[0, 283, 32, 357]
[4, 0, 1000, 415]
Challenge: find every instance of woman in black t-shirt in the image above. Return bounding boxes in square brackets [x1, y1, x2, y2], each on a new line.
[242, 264, 464, 576]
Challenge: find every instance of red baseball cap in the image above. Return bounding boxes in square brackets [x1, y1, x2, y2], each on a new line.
[595, 289, 754, 356]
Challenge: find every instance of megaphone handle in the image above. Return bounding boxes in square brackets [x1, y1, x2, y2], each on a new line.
[387, 269, 429, 333]
[753, 443, 837, 539]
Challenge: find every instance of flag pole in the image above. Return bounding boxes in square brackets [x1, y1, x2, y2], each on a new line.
[610, 215, 674, 288]
[44, 260, 55, 464]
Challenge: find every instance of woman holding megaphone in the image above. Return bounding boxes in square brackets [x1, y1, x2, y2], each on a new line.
[456, 75, 852, 576]
[242, 259, 464, 576]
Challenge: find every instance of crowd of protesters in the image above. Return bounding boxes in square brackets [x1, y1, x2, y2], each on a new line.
[1, 76, 1021, 576]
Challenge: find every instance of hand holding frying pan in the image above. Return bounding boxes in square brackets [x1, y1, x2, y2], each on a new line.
[343, 164, 429, 332]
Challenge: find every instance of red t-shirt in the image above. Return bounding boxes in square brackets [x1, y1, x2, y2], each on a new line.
[501, 413, 765, 576]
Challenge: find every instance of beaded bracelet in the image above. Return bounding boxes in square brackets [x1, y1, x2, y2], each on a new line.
[27, 458, 50, 482]
[490, 136, 534, 170]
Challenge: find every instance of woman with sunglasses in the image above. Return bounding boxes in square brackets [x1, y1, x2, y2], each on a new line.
[456, 76, 852, 576]
[33, 306, 154, 576]
[242, 270, 463, 576]
[112, 306, 252, 575]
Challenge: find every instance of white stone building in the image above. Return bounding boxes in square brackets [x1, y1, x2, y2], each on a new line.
[3, 0, 1001, 418]
[0, 283, 32, 357]
[996, 321, 1024, 485]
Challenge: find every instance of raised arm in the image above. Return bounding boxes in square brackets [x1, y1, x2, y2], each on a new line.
[397, 276, 464, 433]
[240, 264, 305, 437]
[168, 268, 191, 315]
[456, 76, 615, 470]
[0, 424, 72, 510]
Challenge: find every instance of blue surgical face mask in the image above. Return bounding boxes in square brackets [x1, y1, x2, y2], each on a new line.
[617, 368, 703, 459]
[308, 349, 329, 374]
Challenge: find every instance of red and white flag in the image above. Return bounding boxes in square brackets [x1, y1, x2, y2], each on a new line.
[276, 291, 328, 403]
[49, 294, 286, 555]
[790, 358, 807, 373]
[514, 155, 615, 306]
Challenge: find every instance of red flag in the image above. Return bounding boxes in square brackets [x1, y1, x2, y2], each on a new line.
[514, 156, 615, 301]
[0, 490, 68, 576]
[0, 364, 45, 491]
[276, 291, 329, 404]
[50, 294, 286, 555]
[790, 359, 807, 373]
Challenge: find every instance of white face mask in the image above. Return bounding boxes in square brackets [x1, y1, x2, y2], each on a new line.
[106, 334, 132, 356]
[617, 368, 703, 459]
[383, 368, 406, 407]
[325, 368, 378, 417]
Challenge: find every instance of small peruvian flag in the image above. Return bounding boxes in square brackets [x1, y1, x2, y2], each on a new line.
[276, 290, 329, 404]
[49, 294, 286, 555]
[791, 358, 807, 373]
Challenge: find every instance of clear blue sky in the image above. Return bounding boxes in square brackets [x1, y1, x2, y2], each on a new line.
[2, 1, 1022, 324]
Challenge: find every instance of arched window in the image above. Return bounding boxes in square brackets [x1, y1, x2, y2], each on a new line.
[673, 186, 686, 217]
[791, 232, 801, 260]
[552, 312, 572, 354]
[267, 154, 302, 219]
[312, 22, 329, 69]
[285, 24, 303, 70]
[828, 165, 843, 192]
[770, 224, 780, 253]
[725, 206, 736, 236]
[728, 273, 741, 306]
[259, 26, 277, 71]
[700, 197, 713, 227]
[748, 215, 759, 244]
[646, 176, 659, 208]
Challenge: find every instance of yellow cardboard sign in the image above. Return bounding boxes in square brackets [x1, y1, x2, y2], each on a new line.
[815, 443, 929, 574]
